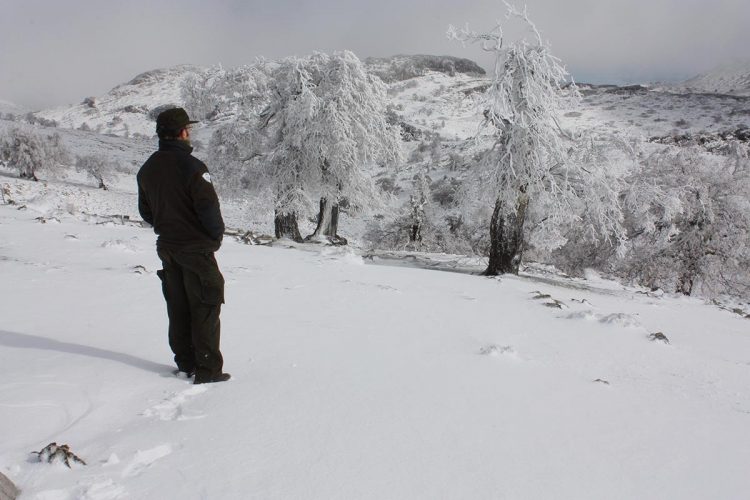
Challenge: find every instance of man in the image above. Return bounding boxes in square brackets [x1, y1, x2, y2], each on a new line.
[137, 107, 230, 384]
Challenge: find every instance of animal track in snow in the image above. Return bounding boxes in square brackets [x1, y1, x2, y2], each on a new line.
[121, 444, 173, 478]
[142, 386, 208, 421]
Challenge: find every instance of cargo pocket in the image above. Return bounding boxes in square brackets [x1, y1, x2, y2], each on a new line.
[200, 274, 225, 305]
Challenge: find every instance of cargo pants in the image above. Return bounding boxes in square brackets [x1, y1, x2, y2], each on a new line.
[156, 248, 225, 380]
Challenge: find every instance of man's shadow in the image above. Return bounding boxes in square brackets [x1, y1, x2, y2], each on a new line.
[0, 330, 173, 374]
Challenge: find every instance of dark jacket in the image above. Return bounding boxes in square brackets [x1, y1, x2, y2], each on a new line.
[137, 140, 224, 252]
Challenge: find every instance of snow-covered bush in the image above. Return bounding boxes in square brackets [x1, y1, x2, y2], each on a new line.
[75, 154, 119, 190]
[0, 127, 69, 181]
[365, 169, 475, 254]
[619, 144, 750, 297]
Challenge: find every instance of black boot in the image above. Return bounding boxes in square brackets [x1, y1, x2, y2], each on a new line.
[194, 373, 231, 384]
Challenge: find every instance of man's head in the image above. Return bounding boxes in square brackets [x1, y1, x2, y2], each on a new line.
[156, 107, 198, 141]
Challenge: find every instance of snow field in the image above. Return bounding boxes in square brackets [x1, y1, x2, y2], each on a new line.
[1, 203, 749, 499]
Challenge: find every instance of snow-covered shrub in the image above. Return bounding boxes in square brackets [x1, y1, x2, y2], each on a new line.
[365, 169, 475, 254]
[75, 154, 119, 190]
[619, 144, 750, 297]
[0, 127, 69, 181]
[430, 176, 462, 207]
[375, 175, 402, 195]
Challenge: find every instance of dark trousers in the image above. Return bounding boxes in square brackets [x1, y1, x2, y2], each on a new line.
[156, 248, 225, 379]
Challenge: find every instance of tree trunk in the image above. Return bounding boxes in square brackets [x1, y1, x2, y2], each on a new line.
[676, 272, 694, 296]
[409, 194, 424, 244]
[20, 170, 38, 182]
[483, 195, 529, 276]
[274, 210, 303, 242]
[410, 221, 422, 243]
[307, 198, 347, 245]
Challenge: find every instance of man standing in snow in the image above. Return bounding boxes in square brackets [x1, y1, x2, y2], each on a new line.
[137, 107, 230, 384]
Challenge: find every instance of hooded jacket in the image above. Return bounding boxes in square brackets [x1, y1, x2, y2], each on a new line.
[137, 140, 224, 252]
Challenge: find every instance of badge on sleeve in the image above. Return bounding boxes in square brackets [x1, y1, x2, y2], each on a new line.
[202, 172, 212, 184]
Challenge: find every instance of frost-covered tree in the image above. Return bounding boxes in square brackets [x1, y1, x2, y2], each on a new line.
[409, 169, 431, 244]
[75, 154, 119, 190]
[449, 4, 627, 275]
[305, 51, 401, 244]
[621, 144, 750, 297]
[182, 63, 272, 122]
[181, 72, 221, 121]
[0, 127, 69, 181]
[260, 51, 401, 244]
[258, 56, 323, 241]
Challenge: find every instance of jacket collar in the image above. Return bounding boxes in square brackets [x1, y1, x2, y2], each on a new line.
[158, 139, 193, 154]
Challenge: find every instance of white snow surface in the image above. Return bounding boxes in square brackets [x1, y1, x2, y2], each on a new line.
[1, 183, 750, 499]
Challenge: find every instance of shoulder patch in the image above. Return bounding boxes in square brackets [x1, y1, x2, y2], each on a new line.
[202, 172, 212, 184]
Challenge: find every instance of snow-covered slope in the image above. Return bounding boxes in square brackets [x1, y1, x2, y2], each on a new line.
[672, 60, 750, 96]
[0, 99, 26, 115]
[1, 199, 749, 499]
[31, 55, 750, 149]
[35, 65, 201, 138]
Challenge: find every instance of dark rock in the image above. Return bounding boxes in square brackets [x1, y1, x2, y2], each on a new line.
[648, 332, 670, 344]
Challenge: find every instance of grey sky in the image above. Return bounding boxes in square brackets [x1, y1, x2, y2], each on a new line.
[1, 0, 748, 109]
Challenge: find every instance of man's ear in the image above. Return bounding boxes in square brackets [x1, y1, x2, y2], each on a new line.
[179, 128, 189, 140]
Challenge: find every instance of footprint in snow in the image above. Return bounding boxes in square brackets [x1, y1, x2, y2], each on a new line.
[74, 478, 127, 499]
[479, 344, 519, 360]
[142, 386, 208, 421]
[598, 313, 641, 328]
[100, 239, 138, 253]
[565, 311, 641, 328]
[121, 444, 173, 478]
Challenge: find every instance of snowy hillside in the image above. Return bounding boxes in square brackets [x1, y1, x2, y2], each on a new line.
[0, 99, 26, 116]
[35, 66, 201, 138]
[32, 56, 750, 148]
[672, 60, 750, 96]
[1, 197, 749, 499]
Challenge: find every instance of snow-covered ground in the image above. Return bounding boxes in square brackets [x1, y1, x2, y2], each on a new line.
[1, 182, 749, 499]
[670, 60, 750, 97]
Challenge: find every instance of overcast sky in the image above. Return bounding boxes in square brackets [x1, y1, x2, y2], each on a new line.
[1, 0, 749, 109]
